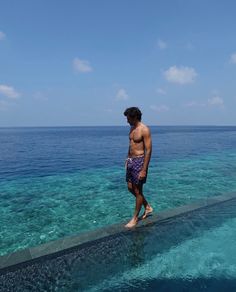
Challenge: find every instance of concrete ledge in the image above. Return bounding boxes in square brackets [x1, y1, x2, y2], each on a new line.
[1, 192, 236, 273]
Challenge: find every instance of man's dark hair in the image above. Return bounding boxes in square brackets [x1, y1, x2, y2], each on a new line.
[124, 107, 142, 121]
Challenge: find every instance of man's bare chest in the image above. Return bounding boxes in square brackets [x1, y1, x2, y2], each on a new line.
[129, 129, 143, 143]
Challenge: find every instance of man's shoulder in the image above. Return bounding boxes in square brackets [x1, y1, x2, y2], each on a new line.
[140, 123, 151, 134]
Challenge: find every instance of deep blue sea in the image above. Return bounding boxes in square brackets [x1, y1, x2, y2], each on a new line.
[1, 126, 236, 256]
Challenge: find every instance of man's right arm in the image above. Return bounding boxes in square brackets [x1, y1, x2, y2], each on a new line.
[125, 146, 130, 169]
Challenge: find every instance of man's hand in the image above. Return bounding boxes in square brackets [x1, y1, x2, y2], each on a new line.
[138, 169, 147, 180]
[125, 159, 128, 170]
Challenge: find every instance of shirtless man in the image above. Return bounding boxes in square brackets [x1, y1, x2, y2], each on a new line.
[124, 107, 153, 228]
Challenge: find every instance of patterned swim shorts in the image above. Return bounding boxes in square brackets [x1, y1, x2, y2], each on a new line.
[126, 155, 147, 185]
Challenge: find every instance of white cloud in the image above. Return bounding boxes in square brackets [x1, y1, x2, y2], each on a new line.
[157, 39, 167, 50]
[184, 96, 224, 109]
[0, 84, 20, 99]
[73, 58, 93, 73]
[0, 31, 6, 40]
[116, 88, 129, 100]
[156, 88, 166, 95]
[164, 66, 197, 84]
[184, 101, 206, 108]
[230, 53, 236, 64]
[150, 105, 169, 112]
[208, 96, 224, 106]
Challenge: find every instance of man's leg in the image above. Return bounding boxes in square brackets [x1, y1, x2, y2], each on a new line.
[126, 183, 153, 227]
[133, 183, 153, 220]
[133, 183, 144, 218]
[125, 183, 143, 228]
[127, 182, 150, 209]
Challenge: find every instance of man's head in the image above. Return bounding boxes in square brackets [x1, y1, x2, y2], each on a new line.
[124, 107, 142, 126]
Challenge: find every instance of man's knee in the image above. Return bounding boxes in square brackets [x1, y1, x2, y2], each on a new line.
[133, 185, 143, 196]
[127, 183, 133, 193]
[128, 186, 133, 193]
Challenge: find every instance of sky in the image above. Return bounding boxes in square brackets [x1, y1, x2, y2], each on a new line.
[0, 0, 236, 126]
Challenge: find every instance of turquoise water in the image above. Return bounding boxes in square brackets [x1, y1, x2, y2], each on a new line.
[90, 217, 236, 291]
[1, 197, 236, 291]
[0, 126, 236, 256]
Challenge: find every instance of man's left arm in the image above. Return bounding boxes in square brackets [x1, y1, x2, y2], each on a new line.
[139, 127, 152, 180]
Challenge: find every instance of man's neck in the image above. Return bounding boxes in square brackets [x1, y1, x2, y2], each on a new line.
[132, 121, 141, 129]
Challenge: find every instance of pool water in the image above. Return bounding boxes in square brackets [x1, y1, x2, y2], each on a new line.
[1, 197, 236, 291]
[93, 218, 236, 291]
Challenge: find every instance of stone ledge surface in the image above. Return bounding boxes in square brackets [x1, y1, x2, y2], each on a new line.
[1, 192, 236, 272]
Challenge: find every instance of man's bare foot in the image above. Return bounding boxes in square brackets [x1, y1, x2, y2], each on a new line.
[141, 206, 153, 219]
[125, 217, 138, 228]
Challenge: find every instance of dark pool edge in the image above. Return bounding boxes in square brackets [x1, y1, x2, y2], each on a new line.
[1, 192, 236, 273]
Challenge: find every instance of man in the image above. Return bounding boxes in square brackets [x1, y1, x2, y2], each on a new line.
[124, 107, 153, 228]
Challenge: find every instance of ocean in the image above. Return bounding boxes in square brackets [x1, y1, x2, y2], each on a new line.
[1, 126, 236, 256]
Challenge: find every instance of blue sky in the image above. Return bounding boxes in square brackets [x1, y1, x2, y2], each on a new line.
[0, 0, 236, 126]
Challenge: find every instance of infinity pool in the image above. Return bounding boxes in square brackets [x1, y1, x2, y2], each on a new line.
[1, 196, 236, 291]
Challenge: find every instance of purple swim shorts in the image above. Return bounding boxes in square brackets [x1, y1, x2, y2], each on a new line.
[126, 155, 147, 185]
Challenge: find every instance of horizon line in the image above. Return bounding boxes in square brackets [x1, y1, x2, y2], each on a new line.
[1, 124, 236, 128]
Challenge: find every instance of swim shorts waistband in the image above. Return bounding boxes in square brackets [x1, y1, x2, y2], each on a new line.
[127, 155, 144, 159]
